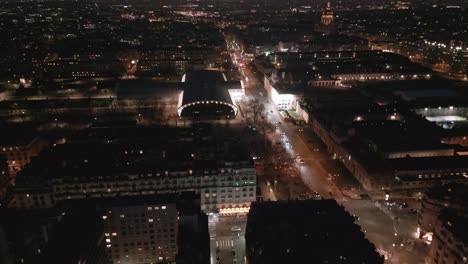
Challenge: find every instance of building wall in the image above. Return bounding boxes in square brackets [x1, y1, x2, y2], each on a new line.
[308, 79, 341, 88]
[384, 148, 455, 159]
[0, 158, 8, 199]
[0, 137, 47, 177]
[441, 135, 468, 147]
[426, 218, 467, 264]
[332, 72, 431, 81]
[296, 102, 468, 194]
[101, 203, 178, 264]
[295, 103, 309, 123]
[418, 195, 468, 235]
[14, 167, 256, 214]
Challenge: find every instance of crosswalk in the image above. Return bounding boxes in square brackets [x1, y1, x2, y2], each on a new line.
[216, 239, 234, 248]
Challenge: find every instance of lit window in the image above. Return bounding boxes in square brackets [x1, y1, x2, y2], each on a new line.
[161, 206, 166, 210]
[120, 214, 125, 218]
[147, 207, 153, 211]
[112, 232, 117, 236]
[148, 219, 154, 222]
[102, 216, 107, 220]
[105, 233, 110, 236]
[107, 244, 111, 248]
[106, 239, 111, 243]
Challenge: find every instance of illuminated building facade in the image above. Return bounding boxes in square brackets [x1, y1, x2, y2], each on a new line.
[100, 198, 179, 264]
[14, 143, 256, 214]
[321, 2, 335, 26]
[177, 70, 240, 119]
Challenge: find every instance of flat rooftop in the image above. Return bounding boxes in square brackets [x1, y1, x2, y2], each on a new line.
[246, 199, 383, 264]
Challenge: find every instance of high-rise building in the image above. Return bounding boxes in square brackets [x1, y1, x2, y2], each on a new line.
[99, 196, 180, 264]
[59, 192, 209, 264]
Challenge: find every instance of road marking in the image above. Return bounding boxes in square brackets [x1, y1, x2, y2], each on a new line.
[216, 239, 235, 248]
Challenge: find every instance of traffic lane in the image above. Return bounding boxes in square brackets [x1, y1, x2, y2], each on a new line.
[343, 200, 397, 260]
[263, 108, 334, 196]
[276, 121, 343, 200]
[342, 200, 426, 264]
[260, 179, 277, 201]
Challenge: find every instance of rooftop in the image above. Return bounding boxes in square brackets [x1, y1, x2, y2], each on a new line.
[245, 199, 383, 264]
[16, 136, 252, 185]
[181, 70, 240, 106]
[0, 124, 38, 147]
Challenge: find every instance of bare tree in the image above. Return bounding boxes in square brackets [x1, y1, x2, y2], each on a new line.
[247, 99, 265, 123]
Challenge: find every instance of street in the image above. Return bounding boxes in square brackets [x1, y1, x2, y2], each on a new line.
[223, 42, 428, 263]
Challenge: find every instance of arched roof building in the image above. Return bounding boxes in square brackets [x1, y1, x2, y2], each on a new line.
[177, 70, 240, 119]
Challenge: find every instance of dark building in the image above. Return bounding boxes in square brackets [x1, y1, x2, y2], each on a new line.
[0, 157, 8, 200]
[418, 183, 468, 237]
[36, 207, 111, 264]
[426, 210, 467, 264]
[0, 209, 61, 264]
[245, 199, 383, 264]
[176, 209, 211, 264]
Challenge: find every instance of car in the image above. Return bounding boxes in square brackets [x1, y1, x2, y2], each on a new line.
[300, 159, 305, 165]
[314, 191, 320, 198]
[298, 128, 303, 131]
[231, 227, 242, 232]
[399, 203, 408, 208]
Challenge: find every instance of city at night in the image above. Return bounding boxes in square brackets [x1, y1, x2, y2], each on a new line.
[0, 0, 466, 263]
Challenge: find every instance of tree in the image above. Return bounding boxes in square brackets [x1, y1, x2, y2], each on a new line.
[247, 99, 265, 123]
